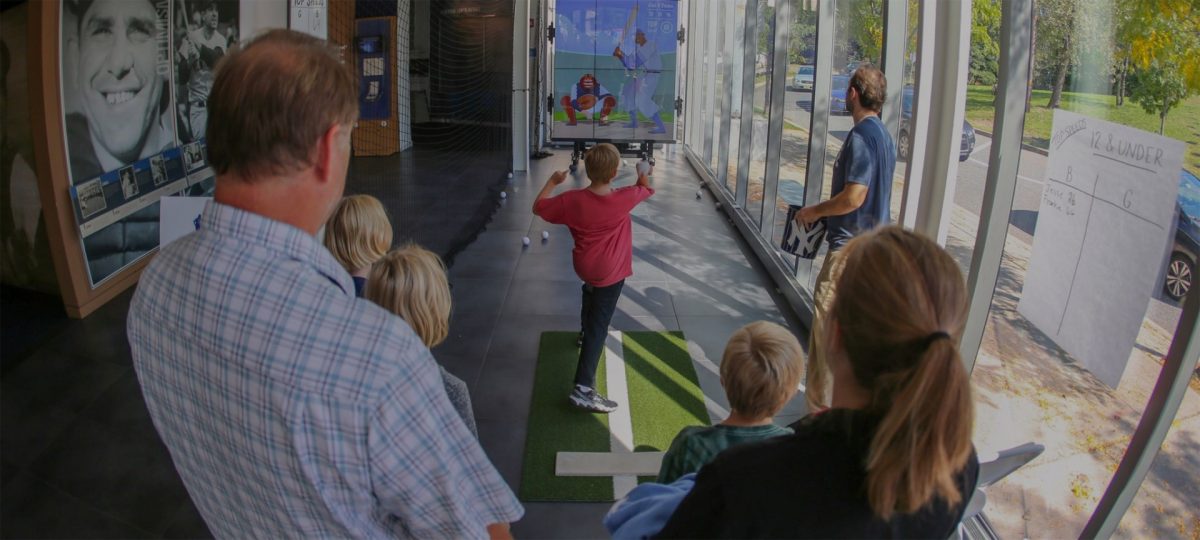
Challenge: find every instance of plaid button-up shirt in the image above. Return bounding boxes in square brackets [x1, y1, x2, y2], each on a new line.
[128, 202, 522, 538]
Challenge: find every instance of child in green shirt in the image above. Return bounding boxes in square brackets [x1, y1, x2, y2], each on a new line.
[657, 321, 805, 483]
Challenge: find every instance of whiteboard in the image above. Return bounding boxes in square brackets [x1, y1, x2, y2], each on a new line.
[1018, 110, 1185, 388]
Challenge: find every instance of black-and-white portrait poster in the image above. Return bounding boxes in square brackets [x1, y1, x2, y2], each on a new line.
[174, 0, 238, 143]
[61, 0, 177, 183]
[61, 0, 177, 286]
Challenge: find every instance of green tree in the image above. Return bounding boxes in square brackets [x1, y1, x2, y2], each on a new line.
[1033, 0, 1114, 108]
[1034, 0, 1080, 109]
[969, 0, 1001, 86]
[757, 0, 775, 59]
[846, 0, 883, 64]
[788, 4, 817, 65]
[1124, 0, 1200, 89]
[1131, 67, 1192, 135]
[1112, 1, 1135, 106]
[1124, 0, 1200, 134]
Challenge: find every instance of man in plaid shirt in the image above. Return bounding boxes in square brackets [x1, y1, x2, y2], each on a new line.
[127, 30, 522, 538]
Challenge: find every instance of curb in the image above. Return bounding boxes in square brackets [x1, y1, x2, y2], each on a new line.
[974, 128, 1050, 157]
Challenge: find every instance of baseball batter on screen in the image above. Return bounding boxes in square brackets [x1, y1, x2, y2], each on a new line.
[613, 28, 666, 134]
[561, 74, 617, 126]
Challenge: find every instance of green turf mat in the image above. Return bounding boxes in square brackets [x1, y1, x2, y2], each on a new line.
[623, 331, 709, 483]
[519, 332, 612, 501]
[519, 331, 709, 502]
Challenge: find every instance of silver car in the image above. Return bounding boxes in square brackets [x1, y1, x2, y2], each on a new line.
[789, 65, 814, 91]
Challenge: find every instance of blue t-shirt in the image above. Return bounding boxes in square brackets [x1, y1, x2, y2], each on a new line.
[825, 116, 895, 249]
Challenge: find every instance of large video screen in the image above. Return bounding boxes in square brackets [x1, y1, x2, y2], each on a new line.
[551, 0, 678, 142]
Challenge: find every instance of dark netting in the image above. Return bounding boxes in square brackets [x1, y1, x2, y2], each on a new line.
[329, 0, 513, 267]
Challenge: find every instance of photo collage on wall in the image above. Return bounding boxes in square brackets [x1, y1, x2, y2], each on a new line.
[60, 0, 237, 287]
[551, 0, 679, 142]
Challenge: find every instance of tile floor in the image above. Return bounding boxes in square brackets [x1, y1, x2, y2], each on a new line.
[0, 145, 808, 538]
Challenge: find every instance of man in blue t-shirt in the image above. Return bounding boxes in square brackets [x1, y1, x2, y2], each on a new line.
[794, 65, 896, 412]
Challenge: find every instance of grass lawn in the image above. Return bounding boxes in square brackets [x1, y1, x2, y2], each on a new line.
[964, 85, 1200, 170]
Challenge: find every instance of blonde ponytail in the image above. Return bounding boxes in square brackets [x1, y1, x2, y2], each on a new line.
[830, 226, 974, 520]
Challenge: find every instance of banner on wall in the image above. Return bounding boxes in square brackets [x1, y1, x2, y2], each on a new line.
[550, 0, 679, 142]
[59, 0, 237, 287]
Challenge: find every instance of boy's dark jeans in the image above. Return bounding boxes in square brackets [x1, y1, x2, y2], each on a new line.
[575, 279, 625, 389]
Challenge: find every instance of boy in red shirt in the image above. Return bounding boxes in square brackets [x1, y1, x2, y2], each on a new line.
[533, 143, 654, 412]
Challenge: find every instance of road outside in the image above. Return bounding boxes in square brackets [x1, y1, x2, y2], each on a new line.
[731, 81, 1200, 537]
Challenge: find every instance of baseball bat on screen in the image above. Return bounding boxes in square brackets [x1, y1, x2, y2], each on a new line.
[619, 5, 638, 43]
[617, 5, 638, 75]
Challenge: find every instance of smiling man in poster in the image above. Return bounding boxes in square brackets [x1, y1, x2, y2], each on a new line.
[65, 0, 174, 182]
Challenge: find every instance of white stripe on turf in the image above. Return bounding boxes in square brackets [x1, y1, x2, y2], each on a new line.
[604, 330, 637, 499]
[685, 338, 731, 425]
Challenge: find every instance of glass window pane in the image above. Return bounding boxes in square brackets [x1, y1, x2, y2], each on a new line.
[695, 2, 713, 162]
[770, 0, 818, 269]
[725, 0, 749, 195]
[746, 0, 777, 228]
[690, 0, 706, 150]
[939, 0, 994, 277]
[683, 1, 697, 146]
[681, 0, 691, 144]
[1114, 383, 1200, 538]
[972, 1, 1200, 535]
[804, 0, 883, 286]
[709, 8, 724, 171]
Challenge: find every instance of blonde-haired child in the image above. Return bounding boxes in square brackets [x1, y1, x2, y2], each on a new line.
[323, 194, 393, 297]
[656, 321, 804, 483]
[365, 245, 477, 436]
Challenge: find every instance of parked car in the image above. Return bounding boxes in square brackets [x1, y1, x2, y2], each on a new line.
[844, 60, 861, 75]
[789, 65, 814, 91]
[897, 87, 975, 162]
[1164, 169, 1200, 301]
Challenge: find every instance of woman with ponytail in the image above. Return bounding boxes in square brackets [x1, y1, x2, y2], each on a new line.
[657, 226, 979, 538]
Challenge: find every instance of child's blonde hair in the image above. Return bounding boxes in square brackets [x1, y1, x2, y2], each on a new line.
[720, 321, 805, 419]
[364, 245, 451, 348]
[324, 195, 393, 272]
[584, 143, 620, 184]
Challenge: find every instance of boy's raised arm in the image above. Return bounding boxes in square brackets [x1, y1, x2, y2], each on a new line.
[533, 170, 569, 216]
